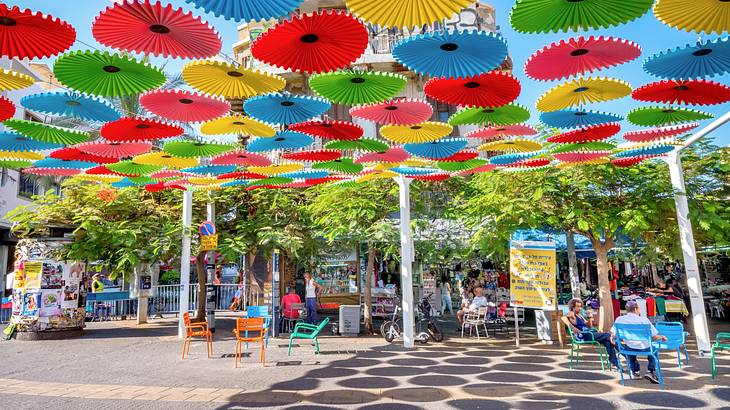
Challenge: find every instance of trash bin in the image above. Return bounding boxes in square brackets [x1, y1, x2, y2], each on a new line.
[339, 305, 361, 336]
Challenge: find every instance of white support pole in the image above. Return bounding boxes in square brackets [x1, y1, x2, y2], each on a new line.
[666, 152, 711, 354]
[676, 111, 730, 151]
[396, 176, 415, 348]
[205, 200, 216, 332]
[178, 189, 193, 338]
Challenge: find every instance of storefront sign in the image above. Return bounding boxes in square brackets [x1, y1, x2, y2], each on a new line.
[509, 241, 557, 311]
[200, 234, 218, 251]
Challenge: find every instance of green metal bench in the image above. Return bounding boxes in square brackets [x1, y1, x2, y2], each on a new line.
[566, 325, 610, 370]
[288, 317, 330, 356]
[712, 332, 730, 379]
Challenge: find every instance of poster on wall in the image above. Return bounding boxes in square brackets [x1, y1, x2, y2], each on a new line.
[22, 291, 41, 317]
[39, 290, 61, 317]
[509, 241, 557, 311]
[12, 290, 23, 315]
[61, 262, 83, 308]
[41, 261, 64, 289]
[24, 261, 43, 290]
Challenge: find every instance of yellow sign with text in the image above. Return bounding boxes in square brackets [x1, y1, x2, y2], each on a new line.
[509, 241, 557, 311]
[200, 234, 218, 252]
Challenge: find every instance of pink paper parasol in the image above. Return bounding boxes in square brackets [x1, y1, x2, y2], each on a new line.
[211, 150, 272, 167]
[622, 122, 699, 143]
[282, 149, 342, 162]
[140, 90, 230, 123]
[289, 120, 363, 141]
[465, 124, 537, 140]
[553, 151, 611, 163]
[355, 147, 409, 164]
[349, 98, 433, 125]
[547, 123, 621, 144]
[25, 167, 80, 176]
[75, 140, 153, 158]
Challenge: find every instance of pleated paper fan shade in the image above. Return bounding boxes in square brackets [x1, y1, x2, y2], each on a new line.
[0, 150, 44, 160]
[182, 164, 237, 175]
[632, 79, 730, 106]
[309, 71, 407, 105]
[411, 173, 451, 181]
[283, 149, 342, 162]
[555, 158, 609, 168]
[0, 4, 76, 59]
[551, 141, 615, 154]
[392, 30, 508, 78]
[0, 96, 15, 122]
[248, 163, 304, 176]
[324, 138, 390, 153]
[465, 125, 538, 140]
[380, 122, 453, 144]
[653, 0, 730, 35]
[510, 0, 654, 33]
[355, 147, 409, 164]
[106, 160, 163, 176]
[20, 92, 121, 122]
[448, 105, 531, 126]
[140, 90, 230, 123]
[75, 141, 153, 158]
[133, 151, 199, 168]
[288, 120, 363, 140]
[250, 11, 368, 74]
[424, 72, 521, 108]
[623, 122, 699, 142]
[200, 115, 276, 137]
[478, 139, 543, 153]
[489, 152, 539, 166]
[243, 93, 331, 125]
[49, 147, 117, 164]
[507, 158, 553, 168]
[184, 0, 304, 22]
[217, 171, 267, 180]
[390, 166, 436, 176]
[0, 159, 33, 169]
[404, 138, 469, 160]
[540, 109, 624, 129]
[437, 150, 480, 162]
[553, 151, 611, 163]
[536, 77, 632, 112]
[183, 60, 285, 99]
[356, 169, 398, 182]
[0, 68, 34, 91]
[612, 156, 657, 167]
[53, 50, 166, 97]
[312, 158, 363, 174]
[3, 119, 90, 145]
[211, 150, 272, 167]
[34, 158, 97, 170]
[25, 167, 81, 177]
[626, 106, 713, 126]
[613, 144, 675, 158]
[344, 0, 472, 29]
[101, 118, 184, 142]
[643, 38, 730, 79]
[0, 132, 62, 152]
[547, 123, 621, 143]
[163, 140, 236, 158]
[247, 131, 314, 152]
[92, 0, 222, 59]
[525, 36, 642, 81]
[349, 99, 433, 125]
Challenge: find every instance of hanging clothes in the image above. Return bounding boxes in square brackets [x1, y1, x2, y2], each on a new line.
[646, 297, 656, 317]
[655, 297, 667, 316]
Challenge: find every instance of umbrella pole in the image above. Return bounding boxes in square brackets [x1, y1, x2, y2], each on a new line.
[396, 176, 415, 348]
[178, 189, 192, 339]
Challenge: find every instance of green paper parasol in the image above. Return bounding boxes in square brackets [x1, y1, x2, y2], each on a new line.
[324, 138, 390, 152]
[53, 50, 166, 97]
[448, 104, 531, 126]
[106, 160, 163, 176]
[248, 176, 293, 187]
[312, 158, 364, 174]
[0, 159, 33, 169]
[3, 119, 90, 145]
[438, 159, 488, 172]
[510, 0, 653, 33]
[551, 141, 615, 154]
[626, 106, 713, 126]
[308, 71, 407, 105]
[127, 176, 155, 185]
[163, 140, 236, 158]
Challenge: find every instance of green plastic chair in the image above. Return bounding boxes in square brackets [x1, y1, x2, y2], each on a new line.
[288, 317, 330, 356]
[566, 325, 610, 370]
[712, 332, 730, 379]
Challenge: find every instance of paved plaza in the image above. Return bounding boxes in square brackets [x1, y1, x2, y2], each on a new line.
[2, 315, 729, 409]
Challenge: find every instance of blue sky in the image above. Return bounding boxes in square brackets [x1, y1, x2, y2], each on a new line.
[11, 0, 730, 146]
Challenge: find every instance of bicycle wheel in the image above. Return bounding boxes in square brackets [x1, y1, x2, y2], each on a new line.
[382, 321, 400, 343]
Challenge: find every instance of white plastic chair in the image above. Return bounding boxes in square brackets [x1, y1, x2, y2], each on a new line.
[462, 306, 489, 340]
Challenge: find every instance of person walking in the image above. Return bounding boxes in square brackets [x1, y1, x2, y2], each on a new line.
[304, 272, 323, 324]
[441, 277, 453, 315]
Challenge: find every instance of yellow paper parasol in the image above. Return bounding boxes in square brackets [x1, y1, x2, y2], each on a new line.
[555, 158, 610, 169]
[248, 163, 304, 176]
[200, 114, 277, 137]
[132, 152, 199, 169]
[478, 139, 543, 153]
[0, 150, 43, 160]
[356, 169, 398, 183]
[192, 184, 222, 191]
[0, 68, 34, 91]
[380, 122, 453, 144]
[345, 0, 472, 28]
[536, 77, 632, 112]
[654, 0, 730, 35]
[73, 174, 123, 183]
[182, 60, 286, 99]
[188, 176, 225, 185]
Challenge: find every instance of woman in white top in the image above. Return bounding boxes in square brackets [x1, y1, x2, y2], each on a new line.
[304, 272, 323, 324]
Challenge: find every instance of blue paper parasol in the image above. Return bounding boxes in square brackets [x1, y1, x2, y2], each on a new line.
[20, 92, 121, 122]
[490, 152, 540, 165]
[112, 178, 138, 188]
[184, 0, 303, 22]
[243, 93, 331, 125]
[280, 169, 329, 179]
[33, 158, 96, 169]
[613, 144, 675, 158]
[221, 180, 251, 187]
[247, 131, 314, 152]
[540, 109, 623, 129]
[643, 37, 730, 80]
[182, 165, 237, 175]
[0, 132, 62, 151]
[392, 30, 508, 78]
[390, 166, 436, 176]
[404, 137, 468, 159]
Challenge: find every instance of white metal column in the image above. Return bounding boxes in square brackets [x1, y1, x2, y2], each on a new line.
[178, 189, 192, 338]
[396, 176, 415, 348]
[205, 200, 216, 332]
[666, 152, 711, 353]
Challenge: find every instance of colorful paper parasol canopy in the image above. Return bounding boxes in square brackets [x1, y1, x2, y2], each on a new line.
[478, 139, 543, 153]
[163, 140, 235, 158]
[626, 106, 713, 126]
[614, 143, 675, 158]
[251, 11, 368, 73]
[200, 114, 276, 137]
[0, 150, 44, 160]
[288, 120, 363, 141]
[184, 0, 304, 22]
[3, 119, 90, 145]
[349, 99, 433, 126]
[324, 138, 390, 153]
[133, 151, 199, 168]
[623, 122, 699, 142]
[510, 0, 654, 33]
[243, 93, 331, 125]
[448, 104, 531, 126]
[465, 124, 538, 140]
[424, 71, 521, 108]
[107, 160, 163, 176]
[380, 122, 453, 144]
[0, 159, 33, 169]
[536, 77, 632, 112]
[0, 4, 76, 59]
[93, 0, 221, 59]
[247, 131, 313, 152]
[53, 50, 166, 97]
[34, 158, 98, 170]
[404, 137, 469, 159]
[25, 167, 81, 177]
[76, 141, 153, 158]
[211, 150, 272, 167]
[547, 123, 621, 143]
[0, 68, 34, 91]
[525, 36, 642, 81]
[0, 132, 61, 152]
[20, 92, 121, 122]
[540, 109, 624, 129]
[101, 117, 184, 142]
[489, 152, 539, 166]
[182, 60, 285, 99]
[653, 0, 730, 35]
[344, 0, 472, 28]
[643, 38, 730, 79]
[49, 147, 117, 164]
[140, 90, 230, 123]
[309, 71, 407, 105]
[631, 79, 730, 106]
[283, 149, 342, 162]
[313, 158, 363, 174]
[355, 147, 409, 164]
[392, 30, 508, 78]
[0, 96, 14, 122]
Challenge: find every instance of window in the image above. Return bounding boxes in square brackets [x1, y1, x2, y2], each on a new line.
[17, 171, 42, 199]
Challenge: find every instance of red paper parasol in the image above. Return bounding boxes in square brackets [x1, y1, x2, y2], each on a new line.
[92, 0, 221, 59]
[547, 123, 621, 143]
[0, 95, 15, 121]
[211, 150, 272, 167]
[553, 151, 611, 163]
[355, 147, 409, 164]
[612, 155, 660, 167]
[151, 169, 187, 179]
[101, 117, 184, 142]
[349, 98, 433, 125]
[411, 173, 450, 181]
[505, 158, 552, 168]
[282, 149, 342, 162]
[75, 140, 153, 158]
[289, 120, 363, 140]
[0, 4, 76, 59]
[623, 122, 699, 143]
[436, 150, 480, 162]
[424, 71, 521, 107]
[49, 147, 117, 164]
[25, 167, 80, 177]
[140, 90, 230, 123]
[250, 10, 368, 74]
[85, 165, 122, 176]
[217, 171, 266, 180]
[525, 36, 642, 81]
[465, 124, 537, 140]
[458, 164, 497, 175]
[632, 79, 730, 106]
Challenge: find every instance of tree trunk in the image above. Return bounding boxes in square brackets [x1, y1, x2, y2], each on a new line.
[195, 251, 206, 321]
[591, 238, 615, 331]
[566, 230, 580, 299]
[363, 242, 375, 334]
[355, 243, 361, 295]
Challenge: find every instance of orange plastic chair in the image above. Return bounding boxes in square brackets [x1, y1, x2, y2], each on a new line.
[234, 317, 266, 367]
[182, 312, 212, 359]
